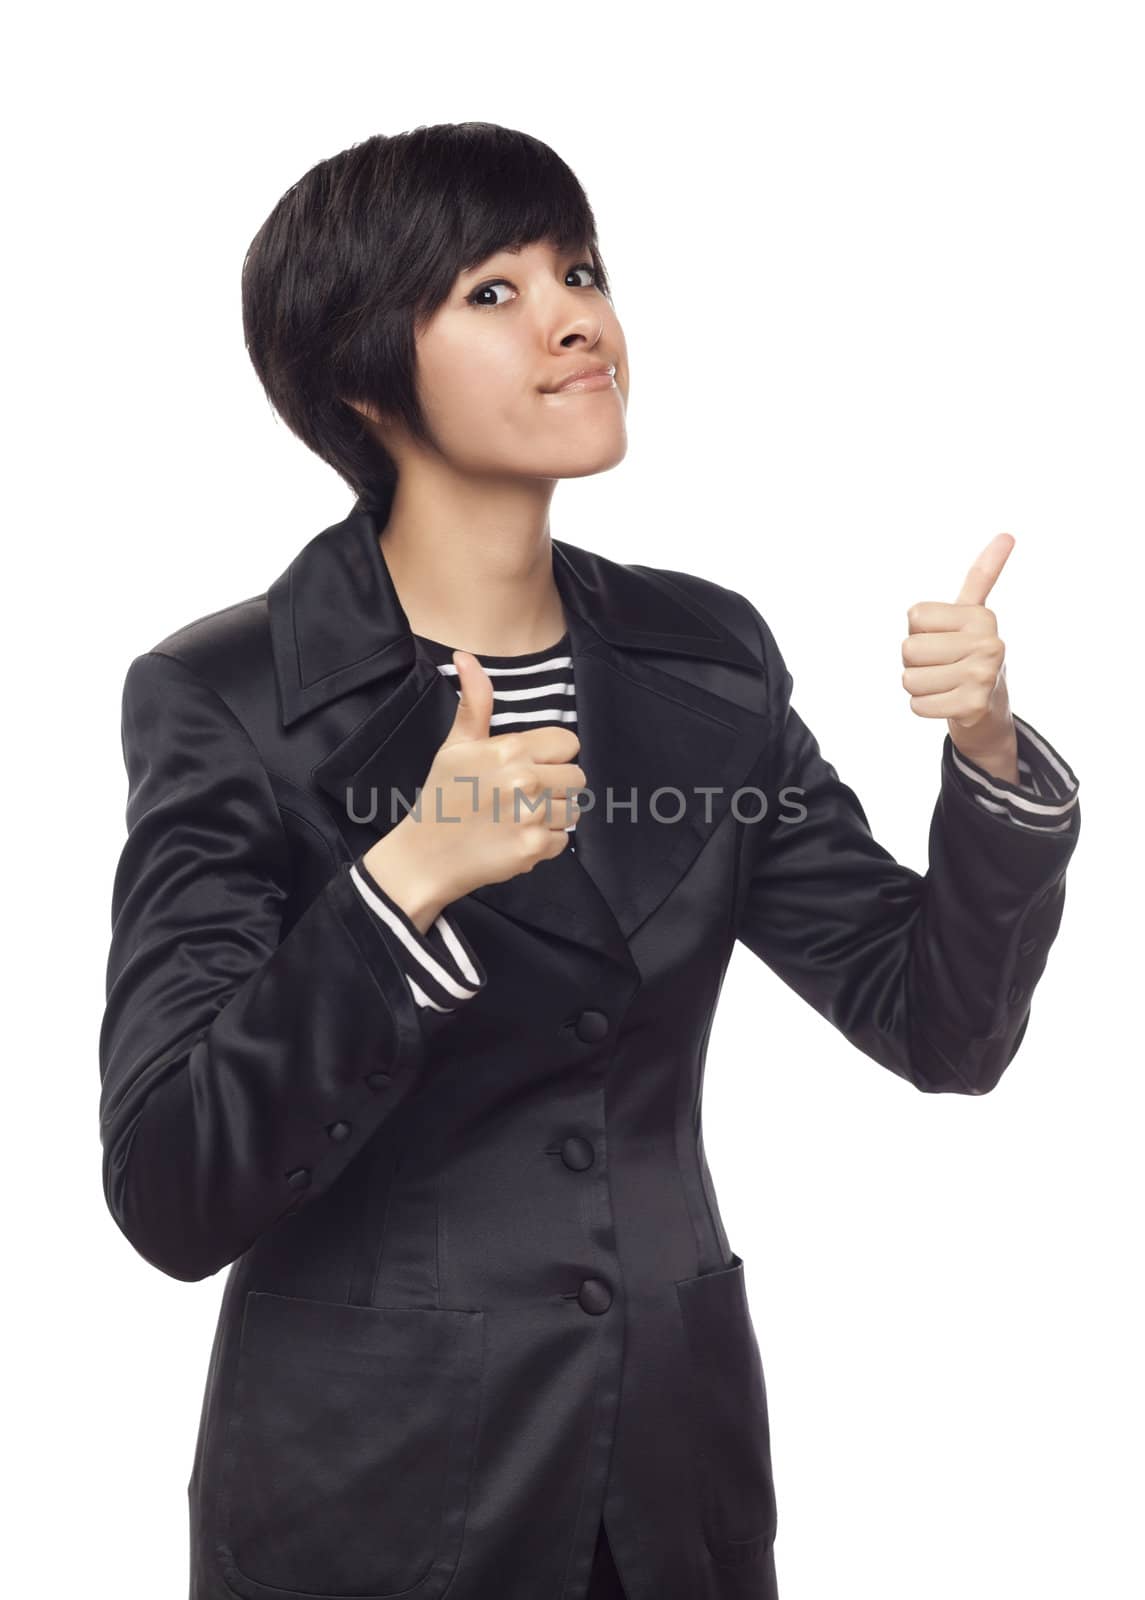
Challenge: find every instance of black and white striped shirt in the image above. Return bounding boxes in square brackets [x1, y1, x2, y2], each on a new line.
[348, 629, 1079, 1021]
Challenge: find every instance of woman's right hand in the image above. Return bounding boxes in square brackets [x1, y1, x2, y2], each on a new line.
[361, 649, 586, 927]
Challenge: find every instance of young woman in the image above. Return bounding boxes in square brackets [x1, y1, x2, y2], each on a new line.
[99, 122, 1080, 1600]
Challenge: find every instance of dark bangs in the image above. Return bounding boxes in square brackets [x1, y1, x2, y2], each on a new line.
[241, 121, 611, 510]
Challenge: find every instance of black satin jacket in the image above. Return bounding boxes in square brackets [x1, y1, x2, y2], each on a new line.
[98, 498, 1080, 1600]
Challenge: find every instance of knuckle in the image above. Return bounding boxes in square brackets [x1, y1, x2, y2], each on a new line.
[496, 733, 523, 764]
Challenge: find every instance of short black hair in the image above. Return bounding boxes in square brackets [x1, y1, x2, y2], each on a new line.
[241, 121, 612, 511]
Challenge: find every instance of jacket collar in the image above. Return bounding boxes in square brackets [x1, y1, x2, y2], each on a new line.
[267, 500, 767, 971]
[268, 499, 759, 728]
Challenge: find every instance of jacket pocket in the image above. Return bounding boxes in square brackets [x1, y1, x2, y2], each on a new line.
[214, 1290, 485, 1599]
[674, 1252, 778, 1567]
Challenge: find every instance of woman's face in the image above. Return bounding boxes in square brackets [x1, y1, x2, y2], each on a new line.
[361, 235, 629, 485]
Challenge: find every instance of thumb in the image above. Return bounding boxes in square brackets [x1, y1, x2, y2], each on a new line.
[442, 650, 493, 744]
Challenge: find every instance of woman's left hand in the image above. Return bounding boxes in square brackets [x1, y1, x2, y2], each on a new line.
[901, 532, 1019, 782]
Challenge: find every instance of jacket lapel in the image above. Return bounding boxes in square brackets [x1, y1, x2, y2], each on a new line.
[268, 501, 767, 971]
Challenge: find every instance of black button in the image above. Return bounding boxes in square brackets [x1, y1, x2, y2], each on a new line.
[1007, 982, 1024, 1005]
[575, 1010, 609, 1043]
[364, 1072, 392, 1092]
[327, 1121, 352, 1142]
[1018, 937, 1038, 956]
[561, 1136, 595, 1171]
[286, 1167, 311, 1190]
[577, 1277, 612, 1315]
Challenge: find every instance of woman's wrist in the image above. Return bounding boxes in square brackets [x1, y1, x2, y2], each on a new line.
[361, 825, 455, 934]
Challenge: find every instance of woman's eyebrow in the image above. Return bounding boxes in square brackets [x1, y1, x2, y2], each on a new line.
[462, 240, 590, 277]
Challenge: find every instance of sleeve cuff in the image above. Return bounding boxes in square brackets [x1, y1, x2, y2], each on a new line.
[348, 852, 487, 1014]
[947, 714, 1079, 834]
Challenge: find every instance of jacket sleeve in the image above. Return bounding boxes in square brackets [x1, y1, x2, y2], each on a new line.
[99, 649, 486, 1283]
[348, 853, 485, 1014]
[733, 605, 1080, 1095]
[947, 715, 1080, 832]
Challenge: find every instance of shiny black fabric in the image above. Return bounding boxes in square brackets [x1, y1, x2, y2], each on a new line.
[99, 499, 1080, 1599]
[587, 1520, 629, 1597]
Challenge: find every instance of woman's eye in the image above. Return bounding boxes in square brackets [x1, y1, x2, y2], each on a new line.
[567, 262, 599, 289]
[466, 280, 515, 308]
[465, 262, 599, 309]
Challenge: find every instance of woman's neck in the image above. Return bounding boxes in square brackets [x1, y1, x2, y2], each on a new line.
[378, 508, 567, 656]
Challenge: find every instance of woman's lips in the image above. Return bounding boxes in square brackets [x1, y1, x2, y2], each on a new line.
[550, 372, 617, 394]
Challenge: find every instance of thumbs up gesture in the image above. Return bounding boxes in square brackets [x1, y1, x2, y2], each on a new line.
[901, 532, 1020, 782]
[362, 649, 586, 929]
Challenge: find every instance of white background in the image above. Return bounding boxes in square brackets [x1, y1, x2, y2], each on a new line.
[5, 2, 1141, 1595]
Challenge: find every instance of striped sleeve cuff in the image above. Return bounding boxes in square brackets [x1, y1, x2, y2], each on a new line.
[946, 714, 1079, 834]
[348, 852, 487, 1014]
